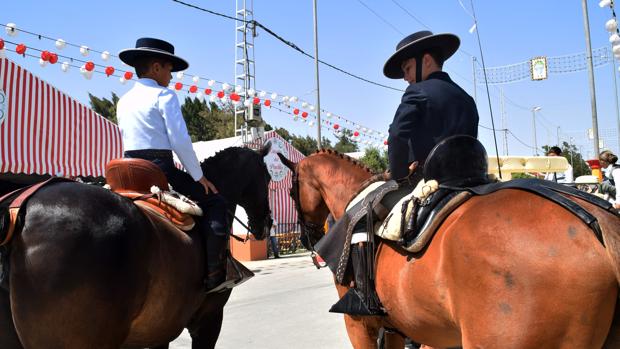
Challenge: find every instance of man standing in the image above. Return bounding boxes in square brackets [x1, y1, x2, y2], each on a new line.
[384, 31, 479, 180]
[116, 37, 229, 292]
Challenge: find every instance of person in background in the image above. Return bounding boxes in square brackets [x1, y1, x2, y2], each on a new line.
[544, 146, 573, 184]
[269, 219, 280, 259]
[599, 150, 620, 209]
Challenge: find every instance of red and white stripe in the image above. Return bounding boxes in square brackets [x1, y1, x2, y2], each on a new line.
[248, 131, 305, 225]
[0, 58, 122, 177]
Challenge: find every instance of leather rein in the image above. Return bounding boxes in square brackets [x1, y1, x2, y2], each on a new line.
[290, 168, 326, 269]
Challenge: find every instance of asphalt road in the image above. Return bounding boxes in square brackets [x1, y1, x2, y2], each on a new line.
[170, 252, 352, 349]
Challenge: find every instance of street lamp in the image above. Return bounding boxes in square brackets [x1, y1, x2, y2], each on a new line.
[532, 106, 541, 155]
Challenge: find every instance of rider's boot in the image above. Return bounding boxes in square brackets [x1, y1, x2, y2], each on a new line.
[329, 242, 385, 316]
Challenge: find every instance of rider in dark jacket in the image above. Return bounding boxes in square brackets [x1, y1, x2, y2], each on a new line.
[385, 31, 479, 180]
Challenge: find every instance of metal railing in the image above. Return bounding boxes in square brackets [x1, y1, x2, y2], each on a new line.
[268, 222, 305, 256]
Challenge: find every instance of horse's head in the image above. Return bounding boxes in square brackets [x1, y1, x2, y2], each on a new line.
[278, 153, 329, 251]
[202, 145, 272, 240]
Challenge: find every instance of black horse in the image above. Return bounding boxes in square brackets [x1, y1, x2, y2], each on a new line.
[0, 145, 273, 349]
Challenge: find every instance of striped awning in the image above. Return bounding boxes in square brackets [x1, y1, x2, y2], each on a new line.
[0, 58, 122, 177]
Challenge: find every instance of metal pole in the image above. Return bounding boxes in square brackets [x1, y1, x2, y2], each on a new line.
[500, 87, 508, 155]
[472, 56, 477, 104]
[312, 0, 322, 149]
[582, 0, 601, 157]
[612, 52, 620, 154]
[532, 108, 539, 156]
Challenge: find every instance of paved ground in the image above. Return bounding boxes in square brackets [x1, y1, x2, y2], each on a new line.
[170, 252, 352, 349]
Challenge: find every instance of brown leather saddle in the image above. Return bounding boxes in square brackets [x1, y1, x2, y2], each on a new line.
[105, 158, 196, 231]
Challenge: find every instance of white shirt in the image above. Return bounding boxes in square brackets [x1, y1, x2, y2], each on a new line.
[604, 164, 620, 203]
[544, 164, 574, 184]
[117, 78, 203, 181]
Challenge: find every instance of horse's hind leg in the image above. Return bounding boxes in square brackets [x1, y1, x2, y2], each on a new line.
[0, 289, 22, 348]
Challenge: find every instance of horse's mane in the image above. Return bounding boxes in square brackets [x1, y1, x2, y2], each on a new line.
[309, 148, 373, 174]
[201, 146, 254, 166]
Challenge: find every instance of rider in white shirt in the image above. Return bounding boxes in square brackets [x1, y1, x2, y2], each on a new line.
[117, 38, 229, 292]
[599, 150, 620, 209]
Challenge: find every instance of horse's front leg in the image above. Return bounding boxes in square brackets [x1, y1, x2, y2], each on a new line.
[0, 288, 23, 349]
[186, 289, 233, 349]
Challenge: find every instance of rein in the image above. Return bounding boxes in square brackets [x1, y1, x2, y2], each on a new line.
[227, 210, 252, 243]
[291, 169, 326, 269]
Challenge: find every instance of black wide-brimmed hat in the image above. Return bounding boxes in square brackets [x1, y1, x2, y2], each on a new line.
[383, 31, 460, 79]
[119, 37, 189, 72]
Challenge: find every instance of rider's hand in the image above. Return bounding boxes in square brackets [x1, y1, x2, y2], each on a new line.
[614, 202, 620, 210]
[198, 176, 218, 194]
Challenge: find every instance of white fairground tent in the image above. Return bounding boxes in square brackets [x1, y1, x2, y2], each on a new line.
[189, 130, 305, 235]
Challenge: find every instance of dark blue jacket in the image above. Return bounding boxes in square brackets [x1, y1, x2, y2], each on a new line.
[388, 71, 479, 179]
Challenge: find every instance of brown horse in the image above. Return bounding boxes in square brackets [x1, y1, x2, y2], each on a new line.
[0, 146, 273, 349]
[281, 149, 620, 349]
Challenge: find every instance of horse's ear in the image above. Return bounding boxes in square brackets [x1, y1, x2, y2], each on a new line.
[277, 153, 296, 172]
[258, 142, 272, 158]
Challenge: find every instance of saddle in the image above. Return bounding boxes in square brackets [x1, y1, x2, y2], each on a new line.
[105, 158, 200, 231]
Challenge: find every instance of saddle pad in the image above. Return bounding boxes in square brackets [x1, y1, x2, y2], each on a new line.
[375, 179, 439, 242]
[119, 192, 196, 231]
[346, 181, 385, 211]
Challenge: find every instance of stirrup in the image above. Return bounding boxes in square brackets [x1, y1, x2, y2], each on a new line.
[329, 288, 385, 316]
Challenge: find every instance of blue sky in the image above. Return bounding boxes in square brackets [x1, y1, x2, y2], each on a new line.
[2, 0, 620, 159]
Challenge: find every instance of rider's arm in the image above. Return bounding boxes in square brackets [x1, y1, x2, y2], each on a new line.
[158, 90, 203, 181]
[388, 87, 426, 179]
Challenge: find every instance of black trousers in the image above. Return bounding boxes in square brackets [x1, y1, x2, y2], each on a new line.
[124, 150, 229, 237]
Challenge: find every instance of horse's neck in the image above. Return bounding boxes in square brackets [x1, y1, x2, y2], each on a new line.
[313, 162, 370, 219]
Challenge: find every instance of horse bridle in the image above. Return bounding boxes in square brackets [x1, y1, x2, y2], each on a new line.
[290, 169, 326, 269]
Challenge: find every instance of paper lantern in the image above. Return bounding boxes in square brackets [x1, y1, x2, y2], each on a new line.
[384, 140, 388, 145]
[48, 53, 58, 64]
[189, 85, 198, 93]
[40, 51, 51, 61]
[55, 39, 66, 50]
[39, 58, 47, 67]
[293, 108, 300, 115]
[264, 99, 271, 107]
[247, 88, 255, 97]
[208, 80, 215, 86]
[353, 131, 360, 137]
[309, 105, 315, 111]
[290, 96, 298, 103]
[253, 97, 260, 105]
[124, 71, 133, 80]
[235, 85, 243, 93]
[222, 83, 231, 91]
[606, 19, 618, 33]
[0, 39, 3, 50]
[334, 124, 340, 130]
[259, 91, 266, 98]
[85, 61, 95, 72]
[119, 77, 127, 84]
[302, 111, 308, 118]
[271, 92, 278, 100]
[101, 51, 110, 61]
[105, 66, 115, 76]
[301, 102, 308, 108]
[80, 46, 89, 57]
[176, 71, 184, 80]
[230, 93, 240, 101]
[192, 75, 200, 83]
[174, 82, 183, 90]
[61, 61, 70, 72]
[217, 91, 225, 98]
[204, 88, 212, 95]
[5, 23, 17, 37]
[15, 43, 26, 55]
[326, 112, 332, 118]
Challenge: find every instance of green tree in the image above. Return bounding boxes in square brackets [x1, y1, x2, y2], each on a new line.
[360, 147, 388, 173]
[181, 97, 241, 141]
[541, 142, 589, 177]
[333, 129, 359, 153]
[88, 92, 119, 124]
